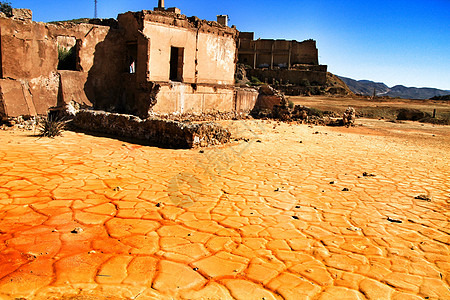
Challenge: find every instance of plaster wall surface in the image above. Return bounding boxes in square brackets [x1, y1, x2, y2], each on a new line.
[0, 18, 121, 117]
[196, 32, 236, 85]
[143, 21, 197, 83]
[234, 88, 259, 112]
[152, 84, 235, 114]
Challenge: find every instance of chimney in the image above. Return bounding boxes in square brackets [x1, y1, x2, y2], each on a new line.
[158, 0, 165, 9]
[217, 15, 229, 27]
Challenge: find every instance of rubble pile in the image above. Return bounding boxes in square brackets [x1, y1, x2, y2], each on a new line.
[156, 111, 251, 122]
[72, 110, 231, 148]
[0, 116, 41, 130]
[250, 85, 355, 126]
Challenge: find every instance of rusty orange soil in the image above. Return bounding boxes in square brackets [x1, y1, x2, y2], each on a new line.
[0, 119, 449, 300]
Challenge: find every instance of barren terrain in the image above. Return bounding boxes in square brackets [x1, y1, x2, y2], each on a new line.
[289, 95, 450, 121]
[0, 114, 449, 299]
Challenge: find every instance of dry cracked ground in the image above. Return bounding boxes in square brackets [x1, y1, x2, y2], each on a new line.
[0, 119, 449, 300]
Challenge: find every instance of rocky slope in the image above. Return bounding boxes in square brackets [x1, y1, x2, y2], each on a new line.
[338, 76, 450, 99]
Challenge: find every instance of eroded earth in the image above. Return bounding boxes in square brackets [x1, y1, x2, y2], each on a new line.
[0, 119, 449, 299]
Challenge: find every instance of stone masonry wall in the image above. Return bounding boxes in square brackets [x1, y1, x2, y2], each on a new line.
[248, 68, 327, 86]
[72, 110, 231, 149]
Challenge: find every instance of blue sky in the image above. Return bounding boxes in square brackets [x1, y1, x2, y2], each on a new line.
[9, 0, 450, 90]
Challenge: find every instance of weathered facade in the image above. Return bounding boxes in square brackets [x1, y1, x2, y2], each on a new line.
[0, 5, 257, 119]
[117, 10, 242, 117]
[0, 16, 121, 118]
[0, 14, 125, 118]
[237, 32, 328, 86]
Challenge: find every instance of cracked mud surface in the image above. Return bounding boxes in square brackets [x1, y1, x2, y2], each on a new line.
[0, 119, 449, 299]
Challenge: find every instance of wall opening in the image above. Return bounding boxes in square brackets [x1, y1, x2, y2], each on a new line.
[0, 26, 3, 78]
[170, 47, 184, 82]
[126, 41, 138, 74]
[57, 36, 78, 71]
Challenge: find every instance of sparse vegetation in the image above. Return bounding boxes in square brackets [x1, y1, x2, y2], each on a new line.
[249, 76, 263, 86]
[48, 18, 91, 24]
[430, 95, 450, 101]
[287, 95, 450, 125]
[58, 47, 77, 70]
[38, 116, 66, 137]
[300, 79, 311, 87]
[0, 1, 13, 17]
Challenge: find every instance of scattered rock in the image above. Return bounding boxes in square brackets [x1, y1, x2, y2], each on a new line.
[329, 181, 335, 184]
[113, 186, 122, 191]
[295, 205, 301, 208]
[342, 188, 349, 191]
[156, 203, 161, 207]
[343, 107, 356, 126]
[363, 172, 376, 177]
[414, 195, 431, 202]
[347, 226, 362, 231]
[292, 216, 299, 220]
[397, 108, 431, 121]
[387, 217, 402, 224]
[73, 110, 231, 149]
[71, 227, 83, 234]
[199, 150, 205, 153]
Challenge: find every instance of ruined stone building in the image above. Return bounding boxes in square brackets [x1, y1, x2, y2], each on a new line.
[0, 3, 256, 119]
[237, 32, 327, 86]
[0, 2, 327, 120]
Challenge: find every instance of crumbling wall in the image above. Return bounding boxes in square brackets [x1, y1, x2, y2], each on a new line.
[238, 33, 319, 68]
[152, 83, 235, 114]
[117, 11, 239, 117]
[58, 71, 92, 109]
[196, 31, 236, 85]
[141, 20, 197, 83]
[234, 87, 258, 112]
[72, 110, 231, 148]
[248, 68, 327, 86]
[0, 17, 124, 118]
[291, 39, 318, 65]
[11, 8, 32, 21]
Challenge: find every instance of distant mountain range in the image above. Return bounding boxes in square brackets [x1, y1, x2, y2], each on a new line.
[338, 76, 450, 100]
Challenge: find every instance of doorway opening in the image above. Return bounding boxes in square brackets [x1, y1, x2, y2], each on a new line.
[170, 47, 184, 82]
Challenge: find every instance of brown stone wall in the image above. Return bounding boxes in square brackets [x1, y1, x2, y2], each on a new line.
[238, 32, 320, 68]
[58, 71, 92, 108]
[0, 79, 34, 117]
[248, 68, 327, 86]
[11, 8, 32, 21]
[0, 17, 125, 117]
[72, 110, 231, 148]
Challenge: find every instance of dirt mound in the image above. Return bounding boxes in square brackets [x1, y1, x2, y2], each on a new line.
[326, 73, 354, 95]
[397, 108, 431, 121]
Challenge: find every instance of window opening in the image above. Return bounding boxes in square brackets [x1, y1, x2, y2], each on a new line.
[126, 42, 138, 74]
[57, 36, 78, 71]
[170, 47, 184, 82]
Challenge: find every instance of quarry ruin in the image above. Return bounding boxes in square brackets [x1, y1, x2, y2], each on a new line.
[0, 2, 326, 121]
